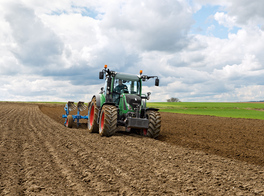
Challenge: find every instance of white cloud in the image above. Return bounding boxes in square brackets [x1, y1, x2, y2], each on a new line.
[214, 85, 264, 102]
[144, 25, 264, 101]
[1, 0, 264, 102]
[193, 0, 264, 26]
[214, 12, 237, 29]
[100, 0, 193, 52]
[0, 74, 104, 102]
[213, 54, 263, 81]
[4, 3, 64, 68]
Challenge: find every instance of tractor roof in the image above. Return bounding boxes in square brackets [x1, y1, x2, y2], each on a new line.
[115, 73, 140, 81]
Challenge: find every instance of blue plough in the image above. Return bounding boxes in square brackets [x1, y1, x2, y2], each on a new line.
[62, 101, 88, 128]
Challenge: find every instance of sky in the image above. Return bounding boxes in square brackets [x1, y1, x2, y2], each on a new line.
[1, 0, 264, 102]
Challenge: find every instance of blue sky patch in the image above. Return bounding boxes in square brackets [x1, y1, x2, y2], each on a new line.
[49, 6, 99, 19]
[72, 6, 99, 19]
[191, 5, 240, 39]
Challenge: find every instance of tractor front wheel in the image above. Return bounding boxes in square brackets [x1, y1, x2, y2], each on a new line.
[141, 111, 161, 138]
[66, 115, 73, 128]
[99, 105, 118, 137]
[88, 97, 99, 133]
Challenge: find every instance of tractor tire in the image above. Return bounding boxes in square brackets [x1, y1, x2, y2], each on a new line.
[88, 97, 99, 133]
[141, 111, 161, 138]
[99, 105, 118, 137]
[66, 115, 73, 128]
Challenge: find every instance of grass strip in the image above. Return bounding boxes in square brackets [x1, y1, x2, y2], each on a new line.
[148, 102, 264, 120]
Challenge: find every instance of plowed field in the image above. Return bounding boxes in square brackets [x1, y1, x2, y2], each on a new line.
[1, 102, 264, 195]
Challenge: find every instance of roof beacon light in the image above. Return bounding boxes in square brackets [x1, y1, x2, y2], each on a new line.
[104, 65, 107, 69]
[140, 70, 143, 75]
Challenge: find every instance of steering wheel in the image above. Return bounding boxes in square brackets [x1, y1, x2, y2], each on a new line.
[113, 90, 120, 95]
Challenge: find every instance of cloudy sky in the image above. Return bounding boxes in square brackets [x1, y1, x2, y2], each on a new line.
[1, 0, 264, 102]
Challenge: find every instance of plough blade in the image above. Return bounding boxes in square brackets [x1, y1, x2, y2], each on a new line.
[77, 101, 87, 111]
[67, 101, 77, 111]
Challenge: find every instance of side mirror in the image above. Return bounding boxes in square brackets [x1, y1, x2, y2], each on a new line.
[155, 78, 159, 86]
[99, 71, 104, 79]
[147, 92, 151, 100]
[100, 87, 104, 94]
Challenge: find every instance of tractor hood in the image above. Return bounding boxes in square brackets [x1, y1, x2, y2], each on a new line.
[125, 94, 141, 110]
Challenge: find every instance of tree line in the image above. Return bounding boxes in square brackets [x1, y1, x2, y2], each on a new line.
[167, 97, 181, 102]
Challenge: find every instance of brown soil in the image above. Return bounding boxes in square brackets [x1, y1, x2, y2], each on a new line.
[160, 113, 264, 167]
[1, 102, 264, 195]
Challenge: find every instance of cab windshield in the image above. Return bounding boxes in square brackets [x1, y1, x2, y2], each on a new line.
[113, 78, 140, 95]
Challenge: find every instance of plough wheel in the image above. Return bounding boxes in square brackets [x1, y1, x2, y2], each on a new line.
[66, 115, 73, 128]
[141, 111, 161, 138]
[88, 97, 99, 133]
[99, 105, 117, 137]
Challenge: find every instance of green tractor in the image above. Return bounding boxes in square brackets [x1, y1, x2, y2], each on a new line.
[88, 65, 161, 138]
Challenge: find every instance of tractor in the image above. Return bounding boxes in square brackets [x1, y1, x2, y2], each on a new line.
[63, 65, 161, 138]
[88, 65, 161, 138]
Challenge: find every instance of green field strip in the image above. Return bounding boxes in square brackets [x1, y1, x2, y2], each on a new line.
[148, 102, 264, 120]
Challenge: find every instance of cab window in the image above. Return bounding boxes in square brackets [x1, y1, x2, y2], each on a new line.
[113, 79, 140, 95]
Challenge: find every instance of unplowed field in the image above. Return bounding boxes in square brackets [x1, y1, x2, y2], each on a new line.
[1, 102, 264, 195]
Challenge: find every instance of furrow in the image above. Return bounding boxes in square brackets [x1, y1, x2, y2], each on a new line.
[29, 105, 99, 195]
[25, 106, 78, 195]
[32, 107, 139, 194]
[33, 108, 135, 195]
[35, 106, 178, 194]
[0, 105, 28, 195]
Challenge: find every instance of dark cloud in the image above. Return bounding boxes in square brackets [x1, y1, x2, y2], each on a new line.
[101, 0, 194, 52]
[5, 3, 63, 67]
[228, 0, 264, 25]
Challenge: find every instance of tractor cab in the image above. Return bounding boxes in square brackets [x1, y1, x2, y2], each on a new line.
[112, 73, 142, 119]
[113, 75, 140, 95]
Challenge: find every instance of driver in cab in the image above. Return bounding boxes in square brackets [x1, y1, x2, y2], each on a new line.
[114, 79, 128, 93]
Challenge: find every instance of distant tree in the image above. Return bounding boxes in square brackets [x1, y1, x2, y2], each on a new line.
[167, 97, 181, 102]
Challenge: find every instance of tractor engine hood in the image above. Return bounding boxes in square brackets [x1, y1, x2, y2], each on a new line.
[125, 94, 141, 110]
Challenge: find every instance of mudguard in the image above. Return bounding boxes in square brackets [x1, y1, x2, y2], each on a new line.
[146, 108, 159, 112]
[91, 94, 106, 108]
[95, 95, 101, 108]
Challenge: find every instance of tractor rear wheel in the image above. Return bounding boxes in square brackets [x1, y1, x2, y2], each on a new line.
[66, 115, 73, 128]
[141, 111, 161, 138]
[99, 105, 118, 137]
[88, 97, 99, 133]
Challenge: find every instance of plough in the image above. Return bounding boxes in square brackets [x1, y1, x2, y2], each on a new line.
[62, 101, 88, 128]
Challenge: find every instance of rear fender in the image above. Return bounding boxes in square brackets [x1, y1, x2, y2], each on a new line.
[138, 108, 159, 119]
[91, 94, 105, 108]
[146, 108, 159, 112]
